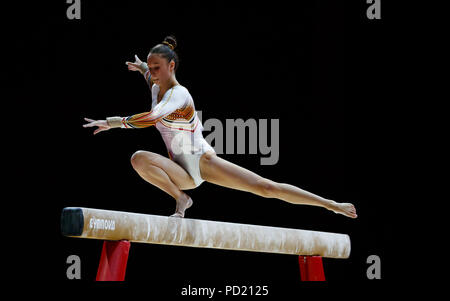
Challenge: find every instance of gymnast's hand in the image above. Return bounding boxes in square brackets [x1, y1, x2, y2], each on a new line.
[83, 118, 111, 135]
[125, 55, 148, 74]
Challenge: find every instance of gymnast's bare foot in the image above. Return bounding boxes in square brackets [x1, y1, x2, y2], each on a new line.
[328, 201, 357, 219]
[170, 194, 193, 218]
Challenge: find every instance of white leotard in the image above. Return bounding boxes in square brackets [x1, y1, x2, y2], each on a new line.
[119, 83, 215, 186]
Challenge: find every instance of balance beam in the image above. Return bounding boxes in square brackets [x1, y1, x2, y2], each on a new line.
[61, 207, 350, 259]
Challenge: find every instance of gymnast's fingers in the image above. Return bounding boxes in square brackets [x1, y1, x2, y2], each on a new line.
[83, 121, 98, 128]
[126, 63, 140, 71]
[84, 117, 96, 123]
[93, 127, 104, 135]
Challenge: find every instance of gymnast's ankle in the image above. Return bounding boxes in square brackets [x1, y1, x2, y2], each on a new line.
[170, 194, 193, 218]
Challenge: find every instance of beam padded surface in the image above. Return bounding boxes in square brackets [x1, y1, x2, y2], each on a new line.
[61, 207, 350, 259]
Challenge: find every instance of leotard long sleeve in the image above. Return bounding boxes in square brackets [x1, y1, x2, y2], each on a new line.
[119, 84, 189, 129]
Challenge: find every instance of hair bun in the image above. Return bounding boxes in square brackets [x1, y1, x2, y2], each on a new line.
[162, 35, 177, 50]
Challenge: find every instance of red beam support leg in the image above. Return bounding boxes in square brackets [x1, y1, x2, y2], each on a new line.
[96, 240, 131, 281]
[298, 256, 326, 281]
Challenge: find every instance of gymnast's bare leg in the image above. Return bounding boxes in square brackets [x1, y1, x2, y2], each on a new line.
[199, 151, 357, 218]
[130, 150, 196, 217]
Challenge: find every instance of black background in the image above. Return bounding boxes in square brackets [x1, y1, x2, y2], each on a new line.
[10, 0, 397, 298]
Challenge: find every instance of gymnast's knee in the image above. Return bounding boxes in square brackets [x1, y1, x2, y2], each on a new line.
[256, 178, 280, 198]
[131, 150, 156, 170]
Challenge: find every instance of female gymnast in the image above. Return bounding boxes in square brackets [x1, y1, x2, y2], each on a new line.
[83, 36, 357, 219]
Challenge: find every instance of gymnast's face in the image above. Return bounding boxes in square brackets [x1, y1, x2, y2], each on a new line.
[147, 54, 176, 85]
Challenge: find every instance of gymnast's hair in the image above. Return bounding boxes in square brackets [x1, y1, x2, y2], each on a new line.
[149, 35, 179, 71]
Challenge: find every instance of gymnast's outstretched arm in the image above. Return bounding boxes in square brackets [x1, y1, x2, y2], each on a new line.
[83, 85, 186, 133]
[83, 54, 186, 133]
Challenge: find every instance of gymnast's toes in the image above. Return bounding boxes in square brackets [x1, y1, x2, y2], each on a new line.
[170, 212, 184, 218]
[331, 202, 358, 219]
[343, 203, 357, 218]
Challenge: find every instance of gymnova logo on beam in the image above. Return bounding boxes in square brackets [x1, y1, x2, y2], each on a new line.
[89, 217, 116, 231]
